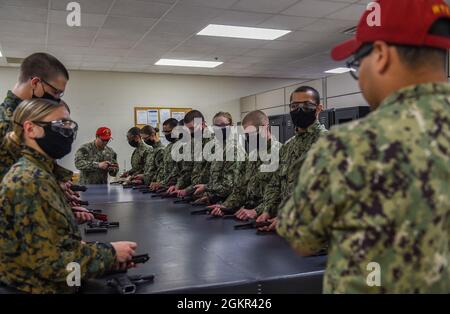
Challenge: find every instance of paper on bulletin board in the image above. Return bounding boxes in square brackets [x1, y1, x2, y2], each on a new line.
[172, 111, 186, 122]
[159, 109, 171, 125]
[147, 110, 159, 127]
[136, 110, 148, 125]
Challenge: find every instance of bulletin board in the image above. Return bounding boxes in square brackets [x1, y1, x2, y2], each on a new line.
[134, 107, 192, 129]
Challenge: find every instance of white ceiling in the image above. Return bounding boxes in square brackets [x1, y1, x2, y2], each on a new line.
[0, 0, 374, 79]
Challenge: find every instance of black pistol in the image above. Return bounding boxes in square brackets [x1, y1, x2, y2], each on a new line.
[174, 196, 194, 204]
[72, 208, 108, 222]
[78, 200, 89, 206]
[71, 185, 87, 192]
[106, 253, 153, 294]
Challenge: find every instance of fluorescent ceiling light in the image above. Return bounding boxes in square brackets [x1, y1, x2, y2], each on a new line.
[155, 59, 223, 68]
[197, 24, 291, 40]
[0, 50, 2, 57]
[325, 67, 354, 74]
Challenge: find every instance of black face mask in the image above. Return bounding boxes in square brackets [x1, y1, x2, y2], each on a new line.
[290, 108, 316, 129]
[32, 88, 60, 102]
[128, 140, 139, 148]
[165, 133, 178, 143]
[35, 125, 74, 159]
[144, 139, 155, 146]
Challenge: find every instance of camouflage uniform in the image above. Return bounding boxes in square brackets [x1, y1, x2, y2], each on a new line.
[157, 141, 181, 187]
[142, 141, 165, 185]
[262, 121, 328, 217]
[74, 141, 119, 185]
[204, 135, 247, 203]
[128, 141, 152, 176]
[177, 129, 215, 193]
[222, 139, 282, 214]
[0, 134, 73, 183]
[0, 146, 116, 294]
[0, 91, 22, 139]
[278, 83, 450, 293]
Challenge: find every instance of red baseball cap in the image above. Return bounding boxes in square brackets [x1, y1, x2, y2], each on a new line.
[331, 0, 450, 61]
[96, 127, 112, 141]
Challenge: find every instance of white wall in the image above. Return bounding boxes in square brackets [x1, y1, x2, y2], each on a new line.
[0, 67, 298, 172]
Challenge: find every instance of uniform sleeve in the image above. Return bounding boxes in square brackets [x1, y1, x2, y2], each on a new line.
[1, 178, 116, 285]
[222, 159, 248, 209]
[261, 167, 282, 217]
[176, 160, 193, 189]
[277, 137, 340, 255]
[108, 151, 119, 177]
[74, 146, 98, 172]
[205, 160, 236, 200]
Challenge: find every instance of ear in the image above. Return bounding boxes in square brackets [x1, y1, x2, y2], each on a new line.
[22, 121, 41, 139]
[29, 77, 41, 89]
[372, 41, 391, 75]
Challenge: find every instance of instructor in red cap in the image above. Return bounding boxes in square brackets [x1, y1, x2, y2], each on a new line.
[74, 127, 119, 184]
[278, 0, 450, 293]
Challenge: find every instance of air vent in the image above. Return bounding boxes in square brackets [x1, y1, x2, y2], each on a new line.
[6, 57, 24, 64]
[341, 26, 357, 35]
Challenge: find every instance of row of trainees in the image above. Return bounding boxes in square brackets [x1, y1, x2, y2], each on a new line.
[0, 53, 139, 294]
[90, 86, 327, 233]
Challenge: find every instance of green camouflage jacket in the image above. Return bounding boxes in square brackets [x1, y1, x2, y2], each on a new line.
[263, 121, 328, 217]
[143, 141, 165, 185]
[278, 83, 450, 293]
[74, 141, 119, 185]
[222, 138, 282, 214]
[204, 135, 247, 202]
[0, 90, 22, 139]
[0, 146, 116, 294]
[128, 141, 152, 176]
[158, 141, 180, 187]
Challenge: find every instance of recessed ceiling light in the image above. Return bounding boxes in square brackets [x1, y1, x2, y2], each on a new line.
[197, 24, 291, 40]
[155, 59, 223, 68]
[325, 67, 354, 74]
[0, 50, 3, 57]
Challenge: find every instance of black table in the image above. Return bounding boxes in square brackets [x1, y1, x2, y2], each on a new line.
[81, 185, 326, 294]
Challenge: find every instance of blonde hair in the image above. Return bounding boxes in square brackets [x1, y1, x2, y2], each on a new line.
[213, 112, 233, 125]
[242, 110, 268, 128]
[9, 98, 65, 143]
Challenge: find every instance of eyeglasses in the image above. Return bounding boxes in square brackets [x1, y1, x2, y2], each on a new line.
[40, 79, 65, 98]
[33, 119, 78, 139]
[289, 101, 317, 112]
[346, 43, 374, 80]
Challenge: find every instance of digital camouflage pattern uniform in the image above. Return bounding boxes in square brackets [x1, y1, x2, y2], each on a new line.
[204, 134, 246, 203]
[177, 128, 215, 193]
[278, 83, 450, 293]
[143, 141, 165, 185]
[0, 91, 22, 139]
[74, 141, 119, 185]
[128, 141, 152, 176]
[262, 121, 328, 217]
[0, 146, 116, 294]
[157, 140, 182, 188]
[222, 139, 282, 214]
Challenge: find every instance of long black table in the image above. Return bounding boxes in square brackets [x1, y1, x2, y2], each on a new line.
[80, 185, 326, 294]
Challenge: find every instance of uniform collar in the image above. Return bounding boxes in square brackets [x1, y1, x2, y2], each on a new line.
[2, 90, 23, 112]
[21, 146, 55, 174]
[295, 120, 320, 135]
[380, 82, 450, 109]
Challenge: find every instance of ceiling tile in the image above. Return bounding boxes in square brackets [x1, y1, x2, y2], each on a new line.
[257, 15, 316, 31]
[150, 20, 205, 35]
[301, 18, 355, 33]
[0, 20, 47, 36]
[210, 10, 271, 27]
[0, 5, 48, 23]
[49, 10, 107, 28]
[231, 0, 299, 14]
[102, 16, 157, 33]
[109, 0, 172, 19]
[163, 4, 222, 23]
[0, 0, 49, 9]
[327, 4, 367, 21]
[283, 0, 350, 18]
[178, 0, 238, 9]
[51, 0, 114, 14]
